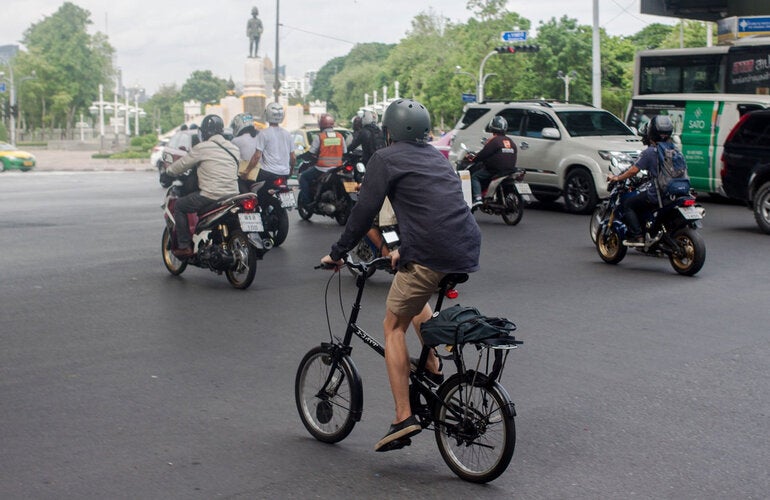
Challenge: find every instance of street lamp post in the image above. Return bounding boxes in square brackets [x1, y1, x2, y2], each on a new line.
[477, 50, 499, 103]
[89, 84, 114, 151]
[557, 70, 578, 103]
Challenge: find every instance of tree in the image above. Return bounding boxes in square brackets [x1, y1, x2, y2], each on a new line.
[180, 70, 228, 106]
[18, 2, 114, 132]
[143, 84, 184, 134]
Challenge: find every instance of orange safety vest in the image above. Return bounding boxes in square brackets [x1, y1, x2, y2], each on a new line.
[316, 131, 344, 167]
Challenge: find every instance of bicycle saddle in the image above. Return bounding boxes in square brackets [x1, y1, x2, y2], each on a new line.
[440, 273, 468, 288]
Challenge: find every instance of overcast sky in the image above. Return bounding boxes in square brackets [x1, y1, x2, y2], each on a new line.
[4, 0, 677, 95]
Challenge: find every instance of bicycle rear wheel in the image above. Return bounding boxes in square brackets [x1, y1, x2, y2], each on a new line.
[295, 346, 362, 443]
[434, 374, 516, 483]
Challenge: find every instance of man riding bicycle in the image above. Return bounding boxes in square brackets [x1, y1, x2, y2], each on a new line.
[321, 98, 481, 452]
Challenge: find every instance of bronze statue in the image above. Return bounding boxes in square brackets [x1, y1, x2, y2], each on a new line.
[247, 6, 263, 58]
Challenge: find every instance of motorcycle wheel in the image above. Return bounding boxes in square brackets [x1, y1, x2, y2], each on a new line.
[589, 202, 608, 244]
[266, 205, 290, 246]
[225, 229, 258, 289]
[335, 202, 351, 226]
[501, 191, 523, 226]
[596, 226, 627, 264]
[297, 195, 313, 221]
[161, 227, 187, 275]
[669, 227, 706, 276]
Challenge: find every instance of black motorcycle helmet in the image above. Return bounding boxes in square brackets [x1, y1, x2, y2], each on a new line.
[486, 115, 508, 134]
[381, 98, 431, 144]
[638, 121, 651, 146]
[648, 115, 674, 142]
[200, 114, 225, 141]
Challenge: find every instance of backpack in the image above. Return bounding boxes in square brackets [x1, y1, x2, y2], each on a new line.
[655, 141, 690, 199]
[419, 304, 517, 347]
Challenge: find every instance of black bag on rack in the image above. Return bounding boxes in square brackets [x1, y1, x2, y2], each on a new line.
[420, 304, 517, 347]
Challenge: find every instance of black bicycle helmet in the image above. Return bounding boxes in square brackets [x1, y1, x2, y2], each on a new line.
[381, 98, 431, 143]
[200, 114, 225, 141]
[648, 115, 673, 142]
[486, 115, 508, 134]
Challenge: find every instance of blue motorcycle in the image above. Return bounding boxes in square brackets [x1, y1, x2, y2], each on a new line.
[593, 157, 706, 276]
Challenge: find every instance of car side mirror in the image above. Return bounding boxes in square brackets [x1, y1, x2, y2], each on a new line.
[541, 127, 561, 140]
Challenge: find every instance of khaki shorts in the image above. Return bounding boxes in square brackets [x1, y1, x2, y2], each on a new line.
[386, 263, 446, 318]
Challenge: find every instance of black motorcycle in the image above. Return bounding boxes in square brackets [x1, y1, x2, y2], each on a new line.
[252, 175, 294, 247]
[296, 154, 360, 226]
[594, 157, 706, 276]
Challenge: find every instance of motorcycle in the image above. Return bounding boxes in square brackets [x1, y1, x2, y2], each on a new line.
[252, 175, 295, 247]
[160, 172, 273, 289]
[593, 155, 706, 276]
[457, 144, 533, 225]
[348, 197, 400, 277]
[295, 153, 361, 226]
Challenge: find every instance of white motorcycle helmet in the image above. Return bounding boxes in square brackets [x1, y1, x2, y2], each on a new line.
[264, 102, 285, 125]
[230, 113, 255, 137]
[362, 110, 378, 126]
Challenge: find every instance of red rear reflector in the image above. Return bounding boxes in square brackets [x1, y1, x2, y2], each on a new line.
[242, 199, 257, 211]
[445, 289, 459, 299]
[683, 199, 696, 207]
[273, 177, 285, 186]
[344, 165, 353, 172]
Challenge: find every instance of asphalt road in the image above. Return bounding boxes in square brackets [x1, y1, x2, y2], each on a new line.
[0, 170, 768, 499]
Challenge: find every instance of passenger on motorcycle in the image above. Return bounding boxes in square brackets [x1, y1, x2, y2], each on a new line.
[298, 113, 347, 205]
[321, 98, 481, 452]
[347, 110, 386, 166]
[165, 114, 240, 258]
[468, 116, 519, 208]
[606, 115, 675, 246]
[242, 103, 295, 205]
[230, 113, 260, 192]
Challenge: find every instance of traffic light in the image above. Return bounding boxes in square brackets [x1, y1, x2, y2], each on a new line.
[495, 45, 540, 54]
[9, 104, 18, 118]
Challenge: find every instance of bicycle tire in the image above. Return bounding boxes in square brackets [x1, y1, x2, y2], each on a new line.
[434, 374, 516, 483]
[295, 346, 362, 443]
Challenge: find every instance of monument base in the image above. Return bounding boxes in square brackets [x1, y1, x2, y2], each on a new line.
[243, 57, 267, 122]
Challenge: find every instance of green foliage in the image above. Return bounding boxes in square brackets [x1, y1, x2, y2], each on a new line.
[130, 133, 158, 151]
[18, 2, 115, 131]
[659, 21, 717, 49]
[181, 70, 229, 105]
[143, 84, 185, 134]
[0, 122, 7, 141]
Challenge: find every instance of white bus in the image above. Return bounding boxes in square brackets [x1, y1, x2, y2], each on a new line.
[634, 37, 770, 96]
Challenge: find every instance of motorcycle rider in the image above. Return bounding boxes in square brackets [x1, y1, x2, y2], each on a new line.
[347, 110, 386, 166]
[468, 115, 518, 208]
[607, 115, 675, 246]
[320, 98, 481, 452]
[248, 102, 295, 206]
[298, 113, 347, 206]
[230, 113, 260, 193]
[165, 114, 240, 258]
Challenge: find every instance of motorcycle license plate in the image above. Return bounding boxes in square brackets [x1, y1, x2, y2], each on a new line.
[238, 213, 264, 232]
[515, 182, 532, 195]
[279, 190, 296, 209]
[678, 206, 702, 220]
[344, 181, 359, 193]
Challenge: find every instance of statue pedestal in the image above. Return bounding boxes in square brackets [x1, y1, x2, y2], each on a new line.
[243, 57, 267, 121]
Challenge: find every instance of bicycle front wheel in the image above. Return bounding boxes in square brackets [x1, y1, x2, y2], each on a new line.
[295, 346, 362, 443]
[434, 374, 516, 483]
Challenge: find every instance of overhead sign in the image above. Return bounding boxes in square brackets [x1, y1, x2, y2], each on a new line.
[501, 30, 527, 42]
[718, 16, 770, 42]
[0, 82, 5, 93]
[461, 93, 476, 103]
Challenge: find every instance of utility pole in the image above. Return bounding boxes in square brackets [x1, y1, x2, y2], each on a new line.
[274, 0, 281, 102]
